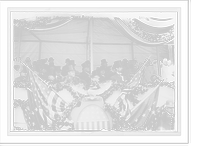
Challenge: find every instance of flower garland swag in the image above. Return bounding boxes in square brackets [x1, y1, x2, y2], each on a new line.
[126, 18, 174, 43]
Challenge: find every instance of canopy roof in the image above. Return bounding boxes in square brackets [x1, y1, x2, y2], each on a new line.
[13, 15, 174, 70]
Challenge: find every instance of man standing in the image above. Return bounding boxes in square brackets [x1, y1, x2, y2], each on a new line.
[61, 59, 70, 76]
[110, 61, 129, 83]
[79, 62, 91, 83]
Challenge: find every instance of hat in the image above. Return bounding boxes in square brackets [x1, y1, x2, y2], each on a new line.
[48, 57, 54, 62]
[65, 58, 70, 64]
[81, 62, 89, 68]
[26, 58, 31, 61]
[101, 59, 107, 64]
[122, 58, 128, 63]
[20, 66, 27, 73]
[165, 100, 174, 108]
[151, 59, 157, 64]
[112, 60, 122, 69]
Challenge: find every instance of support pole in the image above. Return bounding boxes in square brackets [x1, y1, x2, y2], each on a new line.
[17, 28, 22, 58]
[38, 41, 42, 59]
[89, 17, 93, 73]
[168, 44, 174, 63]
[131, 42, 134, 60]
[156, 46, 161, 76]
[86, 18, 91, 61]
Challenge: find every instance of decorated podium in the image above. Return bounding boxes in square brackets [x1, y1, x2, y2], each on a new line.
[13, 58, 175, 132]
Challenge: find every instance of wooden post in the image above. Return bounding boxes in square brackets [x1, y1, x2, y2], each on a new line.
[89, 17, 93, 73]
[156, 46, 161, 76]
[38, 41, 42, 59]
[17, 28, 22, 58]
[131, 42, 134, 60]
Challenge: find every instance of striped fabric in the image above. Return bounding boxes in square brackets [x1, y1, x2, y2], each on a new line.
[127, 58, 150, 88]
[28, 69, 72, 125]
[74, 121, 112, 131]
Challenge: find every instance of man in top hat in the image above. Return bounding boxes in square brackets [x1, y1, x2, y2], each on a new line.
[79, 60, 91, 88]
[98, 66, 108, 82]
[48, 57, 55, 76]
[101, 59, 111, 77]
[15, 66, 28, 83]
[110, 61, 129, 83]
[39, 64, 49, 81]
[156, 100, 175, 131]
[61, 58, 71, 77]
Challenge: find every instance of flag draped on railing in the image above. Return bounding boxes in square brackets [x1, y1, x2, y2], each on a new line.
[21, 63, 74, 130]
[125, 84, 160, 129]
[127, 57, 150, 88]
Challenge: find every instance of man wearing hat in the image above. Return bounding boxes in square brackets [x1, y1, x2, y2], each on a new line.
[39, 64, 49, 81]
[47, 57, 55, 76]
[110, 61, 129, 83]
[61, 58, 71, 77]
[101, 59, 111, 77]
[98, 66, 108, 82]
[15, 66, 28, 83]
[156, 100, 175, 131]
[62, 66, 80, 85]
[79, 62, 91, 83]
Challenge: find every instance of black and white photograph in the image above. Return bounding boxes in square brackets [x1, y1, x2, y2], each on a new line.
[0, 0, 190, 145]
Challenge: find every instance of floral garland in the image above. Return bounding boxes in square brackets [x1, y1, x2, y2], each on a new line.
[13, 77, 30, 89]
[126, 19, 174, 43]
[14, 16, 71, 29]
[104, 104, 136, 131]
[99, 82, 125, 100]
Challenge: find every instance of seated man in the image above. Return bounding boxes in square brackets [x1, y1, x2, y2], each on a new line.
[63, 68, 80, 85]
[61, 58, 71, 77]
[110, 61, 129, 83]
[156, 101, 175, 131]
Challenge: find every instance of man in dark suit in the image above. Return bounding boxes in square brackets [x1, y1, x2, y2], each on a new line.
[110, 61, 129, 83]
[61, 58, 71, 77]
[98, 66, 108, 82]
[79, 60, 91, 88]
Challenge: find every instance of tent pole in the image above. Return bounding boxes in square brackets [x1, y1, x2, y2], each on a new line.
[156, 46, 161, 76]
[38, 41, 42, 59]
[17, 28, 22, 58]
[89, 17, 93, 73]
[131, 42, 134, 60]
[86, 18, 91, 60]
[168, 44, 174, 63]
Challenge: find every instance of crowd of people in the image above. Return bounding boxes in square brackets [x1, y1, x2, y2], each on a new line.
[13, 57, 175, 84]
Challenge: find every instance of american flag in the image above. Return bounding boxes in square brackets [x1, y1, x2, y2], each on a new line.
[125, 84, 160, 129]
[127, 57, 150, 88]
[21, 65, 73, 130]
[21, 90, 47, 130]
